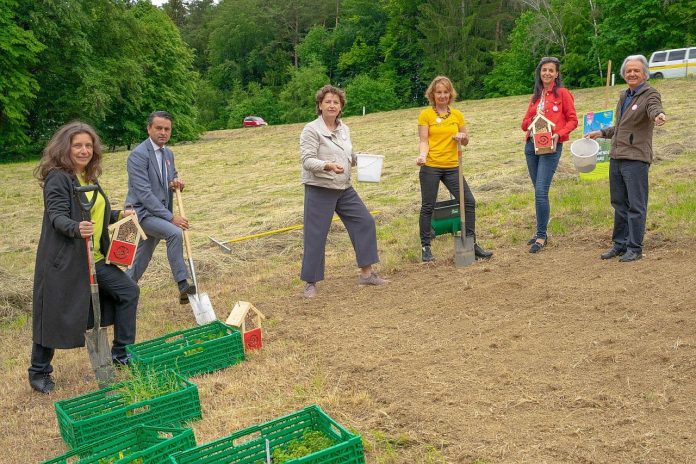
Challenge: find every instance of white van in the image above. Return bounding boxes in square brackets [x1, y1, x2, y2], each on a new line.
[648, 47, 696, 79]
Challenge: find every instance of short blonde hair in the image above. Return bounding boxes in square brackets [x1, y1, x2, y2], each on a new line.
[424, 76, 457, 106]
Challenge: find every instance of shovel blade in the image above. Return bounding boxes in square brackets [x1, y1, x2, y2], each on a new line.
[454, 234, 476, 268]
[190, 292, 217, 325]
[85, 328, 115, 386]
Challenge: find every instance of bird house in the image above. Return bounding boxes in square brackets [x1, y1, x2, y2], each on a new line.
[530, 113, 556, 154]
[226, 301, 266, 350]
[106, 215, 147, 268]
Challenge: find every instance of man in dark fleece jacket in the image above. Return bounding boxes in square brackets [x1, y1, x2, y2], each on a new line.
[588, 54, 667, 263]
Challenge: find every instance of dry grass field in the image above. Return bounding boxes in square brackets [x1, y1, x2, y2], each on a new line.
[1, 78, 695, 463]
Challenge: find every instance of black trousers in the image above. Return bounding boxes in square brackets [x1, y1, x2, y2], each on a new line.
[301, 185, 378, 283]
[609, 158, 649, 252]
[419, 165, 476, 247]
[29, 260, 139, 376]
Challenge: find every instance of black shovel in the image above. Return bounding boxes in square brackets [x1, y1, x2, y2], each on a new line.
[454, 143, 475, 267]
[74, 184, 115, 386]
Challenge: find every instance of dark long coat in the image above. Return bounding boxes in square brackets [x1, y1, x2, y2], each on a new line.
[32, 170, 120, 349]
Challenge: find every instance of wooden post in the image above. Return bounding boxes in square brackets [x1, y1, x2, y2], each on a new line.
[604, 60, 612, 108]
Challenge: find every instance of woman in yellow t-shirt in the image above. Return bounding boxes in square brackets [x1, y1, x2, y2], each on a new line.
[416, 76, 492, 262]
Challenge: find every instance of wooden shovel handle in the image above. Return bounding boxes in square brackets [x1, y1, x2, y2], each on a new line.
[174, 188, 193, 260]
[457, 142, 466, 232]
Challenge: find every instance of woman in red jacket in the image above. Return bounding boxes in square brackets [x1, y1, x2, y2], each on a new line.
[521, 57, 578, 253]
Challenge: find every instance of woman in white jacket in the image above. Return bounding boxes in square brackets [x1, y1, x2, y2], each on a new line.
[299, 85, 388, 298]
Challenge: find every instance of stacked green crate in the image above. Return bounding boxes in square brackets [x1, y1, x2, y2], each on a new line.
[55, 370, 201, 449]
[42, 425, 196, 464]
[126, 321, 245, 378]
[169, 405, 365, 464]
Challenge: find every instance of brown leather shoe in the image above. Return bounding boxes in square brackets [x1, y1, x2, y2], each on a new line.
[179, 282, 197, 304]
[358, 272, 389, 286]
[303, 283, 317, 298]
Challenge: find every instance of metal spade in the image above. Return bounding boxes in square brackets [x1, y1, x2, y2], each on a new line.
[174, 188, 217, 325]
[74, 184, 115, 386]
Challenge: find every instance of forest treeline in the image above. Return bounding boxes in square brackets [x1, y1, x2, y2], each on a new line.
[1, 0, 694, 159]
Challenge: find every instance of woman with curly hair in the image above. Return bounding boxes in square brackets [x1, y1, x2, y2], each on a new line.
[30, 121, 139, 393]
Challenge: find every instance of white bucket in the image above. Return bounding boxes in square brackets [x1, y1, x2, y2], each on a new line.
[570, 138, 599, 173]
[356, 153, 384, 182]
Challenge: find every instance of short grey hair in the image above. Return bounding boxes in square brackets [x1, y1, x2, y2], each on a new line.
[620, 55, 649, 80]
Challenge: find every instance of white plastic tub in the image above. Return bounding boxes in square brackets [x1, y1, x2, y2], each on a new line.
[356, 153, 384, 182]
[570, 138, 599, 173]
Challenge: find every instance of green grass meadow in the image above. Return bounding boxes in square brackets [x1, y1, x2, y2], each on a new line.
[0, 78, 695, 462]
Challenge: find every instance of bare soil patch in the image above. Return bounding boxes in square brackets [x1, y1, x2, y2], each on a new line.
[261, 237, 696, 463]
[4, 238, 696, 463]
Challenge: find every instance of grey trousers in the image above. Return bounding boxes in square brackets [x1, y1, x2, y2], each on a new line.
[126, 215, 189, 284]
[609, 158, 650, 252]
[301, 185, 379, 283]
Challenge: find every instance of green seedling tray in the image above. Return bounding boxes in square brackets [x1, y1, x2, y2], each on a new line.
[126, 321, 245, 378]
[169, 404, 365, 464]
[55, 370, 202, 449]
[42, 425, 196, 464]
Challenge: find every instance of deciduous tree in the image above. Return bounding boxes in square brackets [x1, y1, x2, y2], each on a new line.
[0, 0, 44, 158]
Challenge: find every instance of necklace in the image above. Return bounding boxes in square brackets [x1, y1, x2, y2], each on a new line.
[434, 106, 451, 124]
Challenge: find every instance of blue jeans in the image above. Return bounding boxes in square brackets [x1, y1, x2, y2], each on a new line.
[525, 139, 562, 240]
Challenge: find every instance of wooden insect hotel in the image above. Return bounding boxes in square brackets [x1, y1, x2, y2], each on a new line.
[530, 113, 556, 154]
[226, 301, 266, 351]
[106, 215, 147, 268]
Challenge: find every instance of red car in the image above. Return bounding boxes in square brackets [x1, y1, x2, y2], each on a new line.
[243, 116, 268, 127]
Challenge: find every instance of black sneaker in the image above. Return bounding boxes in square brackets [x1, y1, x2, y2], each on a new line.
[474, 243, 493, 259]
[529, 238, 547, 253]
[421, 246, 434, 262]
[112, 353, 133, 367]
[600, 246, 626, 260]
[29, 372, 55, 394]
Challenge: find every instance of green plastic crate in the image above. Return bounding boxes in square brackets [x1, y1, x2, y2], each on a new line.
[431, 199, 461, 237]
[169, 405, 365, 464]
[55, 370, 202, 449]
[42, 425, 196, 464]
[126, 321, 245, 378]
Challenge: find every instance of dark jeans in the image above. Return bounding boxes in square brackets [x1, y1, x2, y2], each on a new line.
[609, 158, 649, 252]
[29, 260, 139, 376]
[525, 139, 562, 240]
[301, 185, 378, 283]
[419, 165, 475, 247]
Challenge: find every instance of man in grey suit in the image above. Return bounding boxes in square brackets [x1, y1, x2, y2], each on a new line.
[125, 111, 196, 303]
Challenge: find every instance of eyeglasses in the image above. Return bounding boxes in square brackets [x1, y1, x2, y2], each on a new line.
[540, 57, 560, 63]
